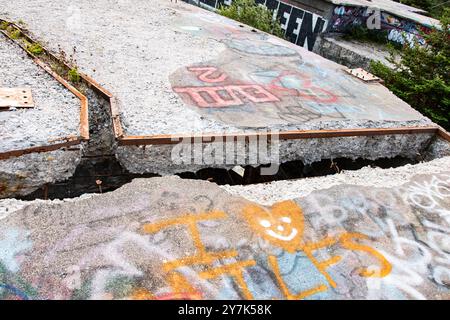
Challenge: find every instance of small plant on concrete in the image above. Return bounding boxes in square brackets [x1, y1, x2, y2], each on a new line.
[218, 0, 285, 38]
[27, 42, 44, 55]
[68, 68, 81, 83]
[8, 27, 21, 39]
[0, 21, 9, 30]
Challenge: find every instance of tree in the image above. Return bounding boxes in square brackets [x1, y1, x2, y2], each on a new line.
[394, 0, 449, 18]
[370, 9, 450, 129]
[218, 0, 285, 38]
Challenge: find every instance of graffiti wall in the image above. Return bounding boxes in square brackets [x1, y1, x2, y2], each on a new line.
[0, 173, 449, 300]
[331, 6, 430, 47]
[189, 0, 328, 51]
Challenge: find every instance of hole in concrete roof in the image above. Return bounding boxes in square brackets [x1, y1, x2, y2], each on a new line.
[2, 18, 449, 202]
[16, 155, 423, 201]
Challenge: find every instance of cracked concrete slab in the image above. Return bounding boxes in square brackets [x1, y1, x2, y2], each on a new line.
[0, 164, 448, 300]
[0, 32, 80, 153]
[0, 31, 83, 199]
[223, 155, 450, 205]
[0, 0, 430, 135]
[0, 0, 443, 175]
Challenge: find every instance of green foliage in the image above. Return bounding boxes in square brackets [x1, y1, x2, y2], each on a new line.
[371, 9, 450, 129]
[27, 42, 44, 55]
[8, 27, 21, 39]
[218, 0, 285, 38]
[0, 21, 9, 30]
[394, 0, 448, 18]
[343, 25, 392, 45]
[68, 68, 81, 83]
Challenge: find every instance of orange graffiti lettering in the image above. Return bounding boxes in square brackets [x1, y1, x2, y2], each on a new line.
[339, 233, 392, 278]
[242, 200, 392, 299]
[268, 255, 328, 300]
[142, 210, 256, 299]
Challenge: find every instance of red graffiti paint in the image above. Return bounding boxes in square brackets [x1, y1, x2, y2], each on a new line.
[266, 70, 339, 104]
[188, 67, 228, 83]
[174, 65, 337, 108]
[173, 84, 280, 108]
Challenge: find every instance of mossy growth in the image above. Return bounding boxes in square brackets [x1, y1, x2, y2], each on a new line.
[0, 21, 9, 30]
[27, 42, 44, 55]
[8, 27, 21, 39]
[68, 68, 81, 83]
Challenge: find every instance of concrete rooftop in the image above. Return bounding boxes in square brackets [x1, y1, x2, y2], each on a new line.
[0, 0, 449, 301]
[0, 156, 449, 299]
[0, 0, 431, 139]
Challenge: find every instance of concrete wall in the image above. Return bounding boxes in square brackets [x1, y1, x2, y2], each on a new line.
[329, 5, 431, 47]
[188, 0, 434, 51]
[187, 0, 330, 51]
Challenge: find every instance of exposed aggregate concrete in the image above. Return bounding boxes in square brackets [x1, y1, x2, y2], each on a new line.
[0, 0, 441, 176]
[0, 149, 82, 198]
[0, 30, 84, 199]
[0, 32, 80, 152]
[0, 0, 431, 136]
[117, 132, 434, 175]
[2, 153, 449, 214]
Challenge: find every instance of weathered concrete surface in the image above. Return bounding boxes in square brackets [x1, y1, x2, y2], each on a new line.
[0, 33, 80, 153]
[0, 0, 440, 175]
[0, 0, 430, 134]
[117, 132, 434, 175]
[223, 155, 450, 205]
[0, 149, 82, 199]
[327, 0, 440, 27]
[0, 167, 449, 300]
[313, 33, 395, 70]
[0, 32, 83, 199]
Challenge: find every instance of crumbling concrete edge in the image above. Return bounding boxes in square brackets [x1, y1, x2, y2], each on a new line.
[4, 19, 449, 159]
[222, 155, 450, 205]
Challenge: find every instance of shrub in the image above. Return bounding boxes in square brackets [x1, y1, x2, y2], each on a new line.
[371, 9, 450, 130]
[27, 42, 44, 55]
[68, 68, 81, 83]
[218, 0, 285, 38]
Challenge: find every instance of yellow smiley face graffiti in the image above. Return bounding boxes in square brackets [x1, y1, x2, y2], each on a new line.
[242, 200, 304, 253]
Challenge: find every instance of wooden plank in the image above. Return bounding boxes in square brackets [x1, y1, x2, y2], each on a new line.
[0, 87, 34, 109]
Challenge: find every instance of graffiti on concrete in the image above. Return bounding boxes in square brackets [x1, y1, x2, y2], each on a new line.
[169, 2, 424, 127]
[191, 0, 328, 51]
[242, 200, 392, 299]
[0, 173, 449, 300]
[298, 174, 450, 299]
[174, 67, 280, 108]
[170, 36, 422, 126]
[331, 6, 430, 47]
